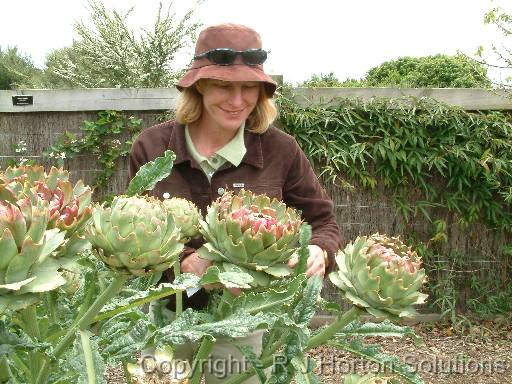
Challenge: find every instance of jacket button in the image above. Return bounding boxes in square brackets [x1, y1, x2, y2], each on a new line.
[217, 187, 225, 196]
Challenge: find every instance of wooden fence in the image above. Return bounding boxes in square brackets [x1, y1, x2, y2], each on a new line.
[1, 87, 511, 312]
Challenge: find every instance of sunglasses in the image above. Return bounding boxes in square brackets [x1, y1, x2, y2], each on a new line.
[194, 48, 267, 66]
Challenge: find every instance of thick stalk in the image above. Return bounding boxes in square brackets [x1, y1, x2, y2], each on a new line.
[79, 330, 96, 384]
[35, 274, 128, 384]
[46, 291, 58, 323]
[189, 336, 214, 384]
[307, 306, 362, 349]
[223, 355, 275, 384]
[173, 262, 183, 317]
[19, 305, 40, 340]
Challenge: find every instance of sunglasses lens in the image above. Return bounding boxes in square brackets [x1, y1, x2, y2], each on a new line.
[208, 49, 237, 65]
[242, 49, 267, 65]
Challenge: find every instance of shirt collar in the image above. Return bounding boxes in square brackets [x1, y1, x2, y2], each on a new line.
[169, 121, 263, 169]
[216, 121, 246, 167]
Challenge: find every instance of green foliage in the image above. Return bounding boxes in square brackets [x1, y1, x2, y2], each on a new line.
[277, 91, 512, 233]
[44, 110, 143, 191]
[126, 149, 176, 197]
[0, 46, 43, 89]
[300, 72, 345, 87]
[364, 54, 491, 88]
[47, 0, 202, 88]
[300, 54, 492, 88]
[475, 6, 512, 87]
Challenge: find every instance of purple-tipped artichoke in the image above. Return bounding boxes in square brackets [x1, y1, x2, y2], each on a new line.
[0, 165, 92, 235]
[0, 198, 66, 313]
[85, 195, 184, 276]
[162, 197, 201, 242]
[329, 233, 427, 319]
[197, 189, 302, 286]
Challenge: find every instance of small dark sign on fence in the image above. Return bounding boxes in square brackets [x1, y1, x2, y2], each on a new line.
[12, 95, 33, 106]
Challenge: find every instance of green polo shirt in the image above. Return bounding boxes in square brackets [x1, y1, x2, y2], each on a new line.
[185, 122, 247, 182]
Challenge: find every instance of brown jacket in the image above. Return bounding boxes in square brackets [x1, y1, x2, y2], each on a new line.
[128, 120, 342, 308]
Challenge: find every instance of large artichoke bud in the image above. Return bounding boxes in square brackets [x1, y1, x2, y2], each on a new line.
[85, 195, 184, 276]
[0, 165, 92, 235]
[197, 189, 302, 287]
[329, 233, 427, 319]
[162, 197, 201, 242]
[0, 198, 66, 313]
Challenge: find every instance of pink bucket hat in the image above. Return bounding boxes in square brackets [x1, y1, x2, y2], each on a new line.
[176, 23, 277, 96]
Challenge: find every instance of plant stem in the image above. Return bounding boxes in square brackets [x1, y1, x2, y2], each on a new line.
[46, 291, 58, 323]
[79, 330, 96, 384]
[223, 355, 275, 384]
[189, 336, 214, 384]
[307, 306, 362, 349]
[20, 305, 40, 340]
[174, 262, 183, 317]
[35, 274, 128, 384]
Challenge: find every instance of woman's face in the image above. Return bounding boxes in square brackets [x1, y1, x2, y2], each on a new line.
[199, 79, 260, 132]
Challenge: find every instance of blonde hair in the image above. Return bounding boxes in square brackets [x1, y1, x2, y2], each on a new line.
[175, 80, 277, 134]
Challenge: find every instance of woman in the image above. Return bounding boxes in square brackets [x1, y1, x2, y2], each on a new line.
[129, 23, 341, 383]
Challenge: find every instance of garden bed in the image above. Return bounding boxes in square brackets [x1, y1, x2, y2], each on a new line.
[106, 318, 512, 384]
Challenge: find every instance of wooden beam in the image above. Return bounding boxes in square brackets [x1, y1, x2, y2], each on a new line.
[2, 87, 512, 112]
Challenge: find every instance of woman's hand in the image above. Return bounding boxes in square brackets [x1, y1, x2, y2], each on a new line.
[181, 252, 242, 296]
[288, 245, 326, 277]
[181, 251, 212, 277]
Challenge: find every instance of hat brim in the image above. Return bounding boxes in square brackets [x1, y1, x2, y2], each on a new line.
[176, 64, 277, 97]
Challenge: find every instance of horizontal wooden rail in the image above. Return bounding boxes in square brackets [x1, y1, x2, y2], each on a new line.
[1, 87, 512, 112]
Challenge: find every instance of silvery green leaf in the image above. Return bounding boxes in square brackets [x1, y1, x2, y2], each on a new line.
[293, 275, 322, 326]
[291, 356, 319, 384]
[238, 345, 267, 383]
[126, 150, 176, 196]
[171, 273, 201, 290]
[328, 338, 424, 384]
[100, 311, 155, 362]
[96, 283, 181, 322]
[338, 320, 422, 344]
[156, 310, 273, 345]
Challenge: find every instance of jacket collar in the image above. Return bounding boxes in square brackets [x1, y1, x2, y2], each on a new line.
[168, 122, 263, 169]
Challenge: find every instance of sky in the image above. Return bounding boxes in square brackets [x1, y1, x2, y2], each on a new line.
[0, 0, 509, 85]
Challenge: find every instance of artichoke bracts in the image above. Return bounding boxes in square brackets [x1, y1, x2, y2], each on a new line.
[0, 165, 92, 234]
[162, 197, 201, 243]
[197, 189, 302, 287]
[85, 196, 184, 276]
[0, 198, 66, 312]
[329, 234, 427, 319]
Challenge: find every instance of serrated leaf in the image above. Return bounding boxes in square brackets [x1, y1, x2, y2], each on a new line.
[99, 311, 155, 362]
[328, 338, 424, 384]
[293, 275, 321, 325]
[0, 320, 50, 356]
[231, 275, 307, 316]
[291, 356, 319, 384]
[126, 150, 176, 196]
[95, 282, 185, 322]
[338, 320, 422, 345]
[156, 310, 274, 345]
[238, 345, 267, 383]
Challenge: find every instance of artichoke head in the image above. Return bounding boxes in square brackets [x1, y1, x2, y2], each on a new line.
[329, 233, 428, 319]
[0, 165, 92, 235]
[85, 195, 184, 276]
[197, 189, 302, 287]
[162, 197, 201, 242]
[0, 198, 67, 313]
